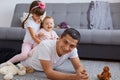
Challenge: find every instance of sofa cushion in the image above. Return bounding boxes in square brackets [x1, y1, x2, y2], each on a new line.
[11, 3, 90, 29]
[110, 3, 120, 29]
[45, 3, 89, 29]
[11, 4, 29, 27]
[79, 29, 120, 45]
[46, 3, 81, 29]
[0, 27, 25, 40]
[11, 3, 120, 30]
[53, 28, 120, 45]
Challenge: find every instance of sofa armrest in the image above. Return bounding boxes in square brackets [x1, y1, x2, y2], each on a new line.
[0, 27, 25, 40]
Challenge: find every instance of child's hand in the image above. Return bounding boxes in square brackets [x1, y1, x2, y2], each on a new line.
[38, 33, 44, 38]
[28, 52, 33, 57]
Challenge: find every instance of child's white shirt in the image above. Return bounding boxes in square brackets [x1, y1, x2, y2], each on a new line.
[23, 16, 40, 44]
[23, 11, 46, 44]
[37, 28, 59, 41]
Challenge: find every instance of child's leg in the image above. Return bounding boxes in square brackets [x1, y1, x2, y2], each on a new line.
[28, 43, 38, 57]
[28, 48, 34, 57]
[8, 42, 33, 63]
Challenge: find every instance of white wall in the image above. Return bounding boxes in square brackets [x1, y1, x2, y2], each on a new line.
[0, 0, 120, 27]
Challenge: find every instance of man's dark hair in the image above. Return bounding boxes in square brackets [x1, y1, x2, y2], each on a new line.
[61, 28, 81, 44]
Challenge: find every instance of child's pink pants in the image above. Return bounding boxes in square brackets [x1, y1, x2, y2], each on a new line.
[8, 42, 33, 63]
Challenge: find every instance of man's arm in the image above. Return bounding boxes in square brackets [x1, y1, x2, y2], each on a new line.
[70, 57, 84, 72]
[40, 60, 82, 80]
[70, 57, 90, 80]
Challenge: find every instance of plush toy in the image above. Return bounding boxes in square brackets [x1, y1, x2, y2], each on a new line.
[97, 66, 112, 80]
[56, 21, 71, 29]
[25, 66, 35, 73]
[0, 61, 26, 80]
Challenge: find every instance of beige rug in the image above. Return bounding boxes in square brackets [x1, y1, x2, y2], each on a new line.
[0, 59, 119, 80]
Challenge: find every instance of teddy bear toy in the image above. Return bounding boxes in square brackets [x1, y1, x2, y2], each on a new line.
[97, 66, 112, 80]
[0, 61, 26, 80]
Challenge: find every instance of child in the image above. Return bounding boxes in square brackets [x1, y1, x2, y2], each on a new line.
[0, 1, 46, 66]
[29, 16, 59, 56]
[36, 16, 58, 42]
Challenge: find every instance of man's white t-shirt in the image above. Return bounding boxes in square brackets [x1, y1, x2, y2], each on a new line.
[21, 40, 78, 71]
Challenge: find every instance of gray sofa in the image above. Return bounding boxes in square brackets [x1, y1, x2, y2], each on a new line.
[0, 3, 120, 61]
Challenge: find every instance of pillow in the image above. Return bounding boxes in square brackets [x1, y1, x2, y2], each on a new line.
[41, 11, 46, 21]
[20, 12, 31, 23]
[20, 11, 46, 23]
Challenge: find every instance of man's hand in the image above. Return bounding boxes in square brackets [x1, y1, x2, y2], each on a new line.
[76, 69, 90, 80]
[70, 57, 90, 80]
[75, 70, 90, 80]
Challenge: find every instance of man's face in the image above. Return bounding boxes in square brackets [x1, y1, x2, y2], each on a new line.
[56, 34, 78, 56]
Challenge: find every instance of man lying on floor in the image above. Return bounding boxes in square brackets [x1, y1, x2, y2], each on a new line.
[21, 28, 90, 80]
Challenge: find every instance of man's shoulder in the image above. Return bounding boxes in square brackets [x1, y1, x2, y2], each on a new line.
[36, 40, 56, 53]
[73, 48, 78, 52]
[40, 40, 57, 46]
[69, 48, 78, 54]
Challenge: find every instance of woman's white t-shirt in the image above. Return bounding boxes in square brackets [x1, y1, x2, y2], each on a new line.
[21, 40, 78, 71]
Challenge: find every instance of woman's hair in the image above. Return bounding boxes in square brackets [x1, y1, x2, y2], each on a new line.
[40, 16, 54, 28]
[21, 0, 46, 28]
[61, 28, 81, 44]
